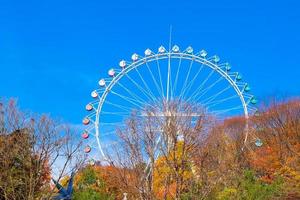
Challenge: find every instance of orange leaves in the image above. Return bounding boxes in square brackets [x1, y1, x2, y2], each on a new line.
[249, 146, 281, 183]
[250, 146, 281, 172]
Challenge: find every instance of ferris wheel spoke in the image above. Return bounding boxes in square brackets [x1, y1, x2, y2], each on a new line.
[187, 74, 222, 103]
[202, 85, 232, 105]
[205, 94, 239, 108]
[100, 141, 125, 154]
[86, 111, 97, 119]
[101, 111, 129, 116]
[178, 59, 194, 99]
[193, 77, 224, 102]
[172, 55, 183, 96]
[144, 61, 164, 99]
[185, 69, 215, 102]
[124, 73, 157, 102]
[110, 90, 147, 109]
[100, 122, 126, 125]
[155, 57, 165, 99]
[98, 129, 124, 138]
[99, 126, 126, 136]
[166, 52, 171, 100]
[180, 62, 205, 100]
[134, 67, 160, 101]
[100, 113, 130, 121]
[248, 106, 258, 113]
[105, 101, 134, 113]
[211, 105, 243, 116]
[116, 82, 150, 107]
[84, 125, 96, 133]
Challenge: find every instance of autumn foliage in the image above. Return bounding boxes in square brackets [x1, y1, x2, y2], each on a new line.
[70, 98, 300, 199]
[248, 99, 300, 195]
[1, 97, 300, 199]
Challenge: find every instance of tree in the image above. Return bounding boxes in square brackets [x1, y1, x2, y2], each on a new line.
[216, 170, 282, 200]
[0, 128, 51, 200]
[106, 100, 214, 199]
[251, 99, 300, 166]
[0, 99, 84, 200]
[71, 166, 115, 200]
[249, 98, 300, 197]
[153, 141, 194, 200]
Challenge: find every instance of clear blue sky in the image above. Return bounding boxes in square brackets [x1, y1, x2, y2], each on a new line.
[0, 0, 299, 124]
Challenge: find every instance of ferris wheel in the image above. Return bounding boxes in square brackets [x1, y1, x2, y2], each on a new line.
[82, 44, 260, 161]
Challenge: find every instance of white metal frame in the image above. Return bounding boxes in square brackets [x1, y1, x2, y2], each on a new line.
[84, 47, 257, 160]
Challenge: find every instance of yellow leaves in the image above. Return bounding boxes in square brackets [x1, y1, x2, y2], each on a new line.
[60, 175, 70, 187]
[152, 141, 195, 199]
[278, 166, 300, 183]
[207, 171, 216, 177]
[273, 166, 300, 195]
[216, 187, 237, 200]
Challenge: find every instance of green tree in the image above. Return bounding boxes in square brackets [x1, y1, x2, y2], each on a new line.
[72, 166, 115, 200]
[216, 170, 282, 200]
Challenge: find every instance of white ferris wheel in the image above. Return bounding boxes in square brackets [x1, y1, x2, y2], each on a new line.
[82, 44, 261, 162]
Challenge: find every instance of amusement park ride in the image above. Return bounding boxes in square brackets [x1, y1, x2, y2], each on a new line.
[81, 43, 262, 169]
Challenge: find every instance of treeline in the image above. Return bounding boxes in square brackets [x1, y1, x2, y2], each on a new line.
[0, 98, 299, 200]
[69, 99, 300, 199]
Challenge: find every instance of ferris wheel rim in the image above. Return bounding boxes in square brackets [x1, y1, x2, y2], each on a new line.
[85, 47, 257, 160]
